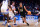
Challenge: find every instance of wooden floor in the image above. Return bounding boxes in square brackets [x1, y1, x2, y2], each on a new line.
[0, 20, 40, 27]
[0, 22, 40, 27]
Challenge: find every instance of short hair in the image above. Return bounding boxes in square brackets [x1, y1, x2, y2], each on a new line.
[12, 1, 15, 4]
[19, 2, 22, 4]
[8, 5, 12, 10]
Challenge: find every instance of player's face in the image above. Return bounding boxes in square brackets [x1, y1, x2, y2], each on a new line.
[20, 3, 22, 7]
[12, 2, 15, 6]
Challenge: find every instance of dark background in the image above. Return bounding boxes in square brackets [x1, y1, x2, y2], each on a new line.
[10, 0, 40, 5]
[0, 0, 40, 5]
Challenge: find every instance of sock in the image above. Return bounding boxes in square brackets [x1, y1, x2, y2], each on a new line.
[8, 23, 10, 25]
[14, 23, 16, 24]
[14, 23, 17, 25]
[37, 22, 38, 23]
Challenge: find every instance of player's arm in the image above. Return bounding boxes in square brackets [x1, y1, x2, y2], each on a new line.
[24, 6, 28, 12]
[11, 5, 18, 13]
[11, 5, 16, 11]
[14, 8, 18, 13]
[11, 5, 14, 13]
[36, 12, 39, 15]
[12, 8, 18, 13]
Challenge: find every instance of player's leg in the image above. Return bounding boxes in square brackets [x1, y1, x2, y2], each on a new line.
[6, 14, 10, 27]
[9, 17, 13, 22]
[23, 17, 27, 23]
[6, 14, 12, 27]
[22, 17, 27, 23]
[3, 14, 5, 24]
[21, 14, 27, 23]
[24, 17, 29, 26]
[35, 15, 40, 25]
[38, 18, 40, 22]
[9, 20, 13, 22]
[3, 14, 5, 21]
[14, 17, 16, 24]
[23, 17, 26, 23]
[7, 14, 9, 23]
[22, 16, 29, 26]
[21, 16, 24, 23]
[9, 17, 16, 25]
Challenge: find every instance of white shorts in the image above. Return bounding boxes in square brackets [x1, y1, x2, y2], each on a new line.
[1, 9, 9, 14]
[10, 16, 16, 20]
[1, 12, 9, 14]
[9, 13, 15, 20]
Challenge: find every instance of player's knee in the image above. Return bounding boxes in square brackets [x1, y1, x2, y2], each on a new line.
[22, 18, 24, 20]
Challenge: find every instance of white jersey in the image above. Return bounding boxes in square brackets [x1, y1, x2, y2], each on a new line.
[9, 11, 15, 18]
[9, 5, 16, 18]
[11, 5, 15, 10]
[1, 0, 8, 13]
[11, 5, 16, 13]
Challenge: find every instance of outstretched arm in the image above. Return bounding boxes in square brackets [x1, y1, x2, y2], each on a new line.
[24, 6, 28, 12]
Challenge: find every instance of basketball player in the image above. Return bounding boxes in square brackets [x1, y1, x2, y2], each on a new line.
[11, 1, 16, 11]
[35, 11, 40, 25]
[9, 1, 18, 25]
[9, 5, 17, 25]
[18, 2, 29, 26]
[1, 0, 9, 25]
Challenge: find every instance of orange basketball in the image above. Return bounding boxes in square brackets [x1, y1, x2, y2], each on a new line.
[27, 11, 31, 15]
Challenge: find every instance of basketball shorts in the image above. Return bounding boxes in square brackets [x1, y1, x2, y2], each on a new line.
[20, 12, 25, 18]
[1, 9, 9, 14]
[10, 16, 16, 20]
[38, 14, 40, 18]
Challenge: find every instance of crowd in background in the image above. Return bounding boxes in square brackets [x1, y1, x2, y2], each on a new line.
[0, 0, 40, 16]
[11, 0, 40, 16]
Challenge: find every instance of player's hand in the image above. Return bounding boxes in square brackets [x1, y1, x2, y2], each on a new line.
[16, 11, 18, 13]
[36, 14, 39, 15]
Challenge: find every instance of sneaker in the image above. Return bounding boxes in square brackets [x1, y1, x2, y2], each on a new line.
[2, 22, 7, 26]
[2, 24, 6, 26]
[5, 22, 7, 24]
[35, 22, 38, 26]
[27, 23, 29, 26]
[14, 24, 17, 25]
[8, 25, 11, 27]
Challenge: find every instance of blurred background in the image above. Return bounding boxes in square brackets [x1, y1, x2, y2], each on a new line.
[0, 0, 40, 21]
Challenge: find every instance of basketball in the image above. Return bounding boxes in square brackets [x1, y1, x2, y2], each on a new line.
[27, 11, 31, 15]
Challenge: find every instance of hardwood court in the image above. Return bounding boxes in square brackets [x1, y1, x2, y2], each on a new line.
[0, 20, 40, 27]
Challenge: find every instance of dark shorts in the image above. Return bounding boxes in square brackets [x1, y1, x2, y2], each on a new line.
[38, 14, 40, 18]
[20, 12, 25, 17]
